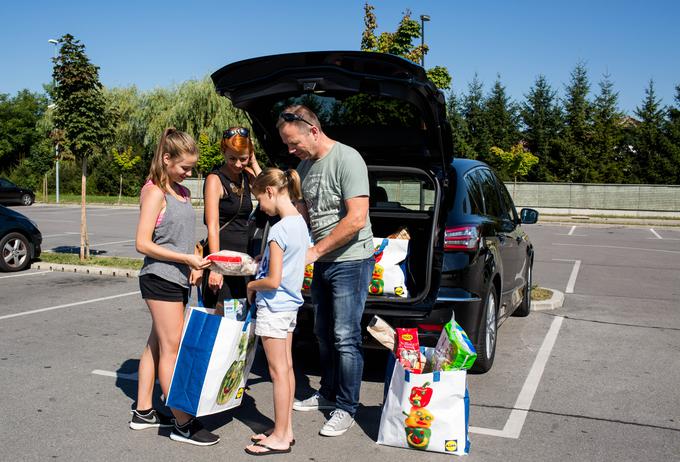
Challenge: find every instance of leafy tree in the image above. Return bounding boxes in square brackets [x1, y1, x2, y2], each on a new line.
[489, 143, 539, 187]
[633, 80, 675, 183]
[520, 75, 563, 181]
[591, 74, 626, 182]
[0, 90, 47, 168]
[112, 146, 141, 204]
[52, 34, 111, 259]
[360, 3, 451, 90]
[196, 132, 223, 175]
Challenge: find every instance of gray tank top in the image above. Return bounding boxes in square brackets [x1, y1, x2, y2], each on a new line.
[139, 190, 196, 288]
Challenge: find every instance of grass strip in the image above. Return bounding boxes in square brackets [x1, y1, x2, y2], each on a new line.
[39, 252, 143, 270]
[531, 286, 553, 301]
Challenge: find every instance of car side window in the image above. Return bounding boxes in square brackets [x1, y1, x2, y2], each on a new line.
[496, 176, 519, 222]
[477, 169, 503, 218]
[464, 171, 484, 215]
[0, 179, 10, 188]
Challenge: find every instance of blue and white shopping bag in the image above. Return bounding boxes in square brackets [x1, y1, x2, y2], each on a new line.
[166, 296, 257, 417]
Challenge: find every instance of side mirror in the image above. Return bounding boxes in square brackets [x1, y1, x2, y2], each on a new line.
[520, 208, 539, 224]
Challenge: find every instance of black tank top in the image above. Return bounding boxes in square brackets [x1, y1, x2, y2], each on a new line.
[203, 169, 253, 254]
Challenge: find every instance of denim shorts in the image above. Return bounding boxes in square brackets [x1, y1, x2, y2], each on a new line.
[139, 274, 189, 305]
[255, 306, 297, 339]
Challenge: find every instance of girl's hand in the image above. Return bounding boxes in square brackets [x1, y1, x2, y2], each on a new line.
[186, 254, 211, 271]
[189, 269, 203, 286]
[208, 271, 224, 293]
[246, 282, 256, 304]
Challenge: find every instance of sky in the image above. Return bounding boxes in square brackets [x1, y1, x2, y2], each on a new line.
[2, 0, 679, 116]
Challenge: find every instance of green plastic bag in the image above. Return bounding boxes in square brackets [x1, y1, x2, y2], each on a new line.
[433, 320, 477, 371]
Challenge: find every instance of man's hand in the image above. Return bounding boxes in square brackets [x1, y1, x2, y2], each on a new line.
[306, 246, 320, 265]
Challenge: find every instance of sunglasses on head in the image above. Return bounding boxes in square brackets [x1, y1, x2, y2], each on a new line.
[223, 127, 250, 139]
[279, 112, 313, 127]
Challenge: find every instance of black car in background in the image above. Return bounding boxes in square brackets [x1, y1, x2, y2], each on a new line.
[212, 51, 538, 372]
[0, 178, 35, 206]
[0, 205, 42, 272]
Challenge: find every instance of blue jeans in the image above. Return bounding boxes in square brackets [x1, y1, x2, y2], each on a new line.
[311, 257, 374, 416]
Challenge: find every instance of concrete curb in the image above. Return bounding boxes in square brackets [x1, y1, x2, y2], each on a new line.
[32, 262, 140, 278]
[531, 288, 564, 311]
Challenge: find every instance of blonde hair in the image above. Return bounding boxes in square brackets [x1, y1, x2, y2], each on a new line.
[252, 168, 302, 201]
[221, 127, 254, 157]
[147, 128, 198, 192]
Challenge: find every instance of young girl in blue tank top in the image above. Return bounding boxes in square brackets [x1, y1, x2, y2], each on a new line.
[132, 128, 218, 446]
[245, 168, 310, 456]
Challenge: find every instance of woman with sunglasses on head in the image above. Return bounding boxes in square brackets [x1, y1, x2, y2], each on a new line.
[202, 127, 261, 308]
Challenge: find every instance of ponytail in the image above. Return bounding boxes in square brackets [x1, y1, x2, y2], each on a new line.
[146, 128, 198, 193]
[253, 167, 302, 201]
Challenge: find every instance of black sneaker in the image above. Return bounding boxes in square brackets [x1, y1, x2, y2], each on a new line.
[129, 409, 174, 430]
[170, 418, 220, 446]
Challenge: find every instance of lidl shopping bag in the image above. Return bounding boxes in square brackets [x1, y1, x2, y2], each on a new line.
[166, 304, 257, 417]
[378, 357, 470, 455]
[370, 238, 409, 298]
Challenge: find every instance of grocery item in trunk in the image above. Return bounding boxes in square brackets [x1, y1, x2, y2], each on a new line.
[433, 321, 477, 371]
[206, 250, 257, 276]
[367, 315, 397, 351]
[370, 237, 410, 298]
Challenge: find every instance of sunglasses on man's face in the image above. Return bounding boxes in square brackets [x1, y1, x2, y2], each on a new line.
[279, 112, 313, 127]
[223, 127, 250, 139]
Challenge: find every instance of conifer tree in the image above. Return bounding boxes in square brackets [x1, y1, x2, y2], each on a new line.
[591, 74, 626, 182]
[462, 75, 491, 161]
[634, 80, 675, 183]
[520, 75, 563, 181]
[484, 76, 521, 153]
[446, 92, 473, 158]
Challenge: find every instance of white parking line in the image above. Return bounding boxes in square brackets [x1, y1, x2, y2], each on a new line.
[0, 271, 51, 280]
[92, 369, 139, 381]
[553, 259, 581, 294]
[568, 226, 576, 236]
[0, 291, 140, 321]
[553, 243, 680, 255]
[469, 316, 565, 439]
[91, 239, 135, 247]
[650, 228, 663, 239]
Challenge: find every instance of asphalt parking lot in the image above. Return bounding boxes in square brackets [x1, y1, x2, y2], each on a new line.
[1, 205, 679, 461]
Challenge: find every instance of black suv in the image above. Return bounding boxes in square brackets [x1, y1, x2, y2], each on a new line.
[212, 51, 538, 372]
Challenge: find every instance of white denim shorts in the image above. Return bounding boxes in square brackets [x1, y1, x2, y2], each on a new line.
[254, 306, 298, 339]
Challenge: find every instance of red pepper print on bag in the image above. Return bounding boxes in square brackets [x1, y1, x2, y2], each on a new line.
[409, 382, 433, 408]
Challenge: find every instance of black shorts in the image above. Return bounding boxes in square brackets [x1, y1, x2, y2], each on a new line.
[139, 274, 189, 305]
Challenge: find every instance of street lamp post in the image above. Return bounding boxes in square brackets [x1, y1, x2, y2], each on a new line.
[48, 39, 59, 204]
[420, 14, 430, 67]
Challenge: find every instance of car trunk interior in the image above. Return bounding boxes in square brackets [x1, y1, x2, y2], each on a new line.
[365, 166, 440, 305]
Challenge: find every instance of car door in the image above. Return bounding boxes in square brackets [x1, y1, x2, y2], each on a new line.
[477, 168, 522, 313]
[0, 179, 16, 203]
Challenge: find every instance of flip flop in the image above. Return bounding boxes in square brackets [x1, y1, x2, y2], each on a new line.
[250, 430, 295, 446]
[244, 442, 292, 456]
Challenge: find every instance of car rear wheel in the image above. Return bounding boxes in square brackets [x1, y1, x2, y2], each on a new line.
[471, 285, 497, 373]
[21, 194, 33, 206]
[0, 232, 32, 272]
[513, 262, 532, 317]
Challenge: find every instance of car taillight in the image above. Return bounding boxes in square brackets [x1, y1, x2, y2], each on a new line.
[444, 225, 480, 251]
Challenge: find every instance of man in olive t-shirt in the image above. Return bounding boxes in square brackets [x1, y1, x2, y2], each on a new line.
[277, 105, 374, 437]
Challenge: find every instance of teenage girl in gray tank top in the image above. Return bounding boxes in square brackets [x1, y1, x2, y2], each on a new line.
[132, 128, 219, 446]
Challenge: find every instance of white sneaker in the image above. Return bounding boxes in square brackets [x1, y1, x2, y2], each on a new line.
[293, 392, 336, 412]
[319, 409, 355, 437]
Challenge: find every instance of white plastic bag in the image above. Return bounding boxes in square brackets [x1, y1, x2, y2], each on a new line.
[206, 250, 257, 276]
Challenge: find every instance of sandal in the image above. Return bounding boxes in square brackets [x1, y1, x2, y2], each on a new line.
[245, 442, 292, 456]
[250, 430, 295, 446]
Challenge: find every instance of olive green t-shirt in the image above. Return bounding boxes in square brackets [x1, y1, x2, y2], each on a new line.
[297, 142, 374, 262]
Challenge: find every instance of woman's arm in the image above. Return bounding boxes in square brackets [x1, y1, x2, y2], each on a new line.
[204, 174, 224, 255]
[135, 184, 209, 270]
[244, 152, 262, 184]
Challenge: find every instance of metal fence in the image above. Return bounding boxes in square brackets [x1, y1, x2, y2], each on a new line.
[184, 178, 680, 213]
[506, 182, 680, 213]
